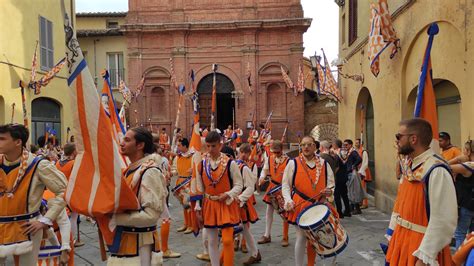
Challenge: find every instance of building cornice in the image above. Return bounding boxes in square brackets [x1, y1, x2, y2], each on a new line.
[76, 12, 127, 18]
[121, 18, 312, 33]
[77, 29, 123, 37]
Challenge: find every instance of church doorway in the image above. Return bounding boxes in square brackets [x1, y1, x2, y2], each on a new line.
[197, 73, 235, 131]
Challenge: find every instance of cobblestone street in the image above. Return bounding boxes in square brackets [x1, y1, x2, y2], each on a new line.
[74, 194, 389, 265]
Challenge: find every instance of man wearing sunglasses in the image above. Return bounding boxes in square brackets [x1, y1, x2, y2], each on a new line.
[386, 118, 457, 266]
[0, 124, 67, 265]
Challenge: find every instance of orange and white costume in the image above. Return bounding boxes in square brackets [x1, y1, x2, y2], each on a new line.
[357, 147, 372, 207]
[0, 152, 67, 266]
[107, 155, 166, 266]
[235, 128, 243, 145]
[259, 154, 290, 241]
[247, 129, 259, 144]
[192, 152, 243, 266]
[385, 150, 457, 265]
[38, 190, 73, 266]
[171, 151, 194, 231]
[282, 154, 335, 266]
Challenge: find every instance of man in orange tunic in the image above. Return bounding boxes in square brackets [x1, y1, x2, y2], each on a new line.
[355, 138, 372, 209]
[386, 118, 457, 266]
[0, 124, 67, 265]
[159, 128, 170, 151]
[282, 136, 334, 266]
[192, 131, 243, 266]
[257, 140, 290, 247]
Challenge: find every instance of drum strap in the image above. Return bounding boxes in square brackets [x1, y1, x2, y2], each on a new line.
[293, 187, 316, 203]
[271, 179, 281, 186]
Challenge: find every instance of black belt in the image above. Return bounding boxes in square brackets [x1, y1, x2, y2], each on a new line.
[0, 211, 40, 223]
[271, 179, 281, 186]
[122, 225, 156, 233]
[178, 176, 191, 179]
[293, 188, 316, 203]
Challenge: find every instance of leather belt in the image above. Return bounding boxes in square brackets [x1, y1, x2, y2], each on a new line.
[122, 225, 157, 233]
[204, 194, 220, 201]
[178, 176, 191, 179]
[396, 216, 427, 234]
[0, 211, 40, 223]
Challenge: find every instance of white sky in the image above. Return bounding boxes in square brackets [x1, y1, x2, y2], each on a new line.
[76, 0, 339, 62]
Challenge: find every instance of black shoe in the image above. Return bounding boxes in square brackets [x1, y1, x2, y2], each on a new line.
[343, 211, 352, 217]
[338, 211, 344, 219]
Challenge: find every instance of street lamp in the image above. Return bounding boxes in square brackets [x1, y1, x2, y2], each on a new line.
[332, 57, 364, 83]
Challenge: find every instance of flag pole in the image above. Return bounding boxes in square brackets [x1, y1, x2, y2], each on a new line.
[210, 64, 218, 131]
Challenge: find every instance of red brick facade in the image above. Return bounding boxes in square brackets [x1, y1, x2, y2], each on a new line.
[123, 0, 311, 142]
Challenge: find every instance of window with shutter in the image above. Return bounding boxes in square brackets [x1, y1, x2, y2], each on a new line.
[107, 53, 124, 88]
[348, 0, 358, 45]
[39, 16, 54, 70]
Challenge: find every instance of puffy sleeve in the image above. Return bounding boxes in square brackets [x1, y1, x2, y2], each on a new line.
[37, 160, 67, 221]
[226, 161, 243, 201]
[115, 168, 165, 227]
[238, 166, 256, 204]
[282, 159, 296, 204]
[413, 167, 457, 265]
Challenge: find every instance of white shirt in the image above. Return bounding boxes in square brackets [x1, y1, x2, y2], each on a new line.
[238, 164, 256, 205]
[409, 150, 457, 265]
[281, 156, 335, 205]
[358, 149, 369, 176]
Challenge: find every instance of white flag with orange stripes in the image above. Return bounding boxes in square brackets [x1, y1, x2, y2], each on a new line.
[62, 5, 140, 248]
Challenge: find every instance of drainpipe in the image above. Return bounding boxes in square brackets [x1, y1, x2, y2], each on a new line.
[93, 39, 99, 86]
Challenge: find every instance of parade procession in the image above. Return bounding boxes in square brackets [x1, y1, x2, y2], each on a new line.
[1, 0, 474, 265]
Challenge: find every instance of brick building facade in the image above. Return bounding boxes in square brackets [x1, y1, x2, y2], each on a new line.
[123, 0, 311, 142]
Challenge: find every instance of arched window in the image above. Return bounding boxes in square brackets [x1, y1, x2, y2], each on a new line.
[31, 98, 61, 145]
[150, 87, 167, 121]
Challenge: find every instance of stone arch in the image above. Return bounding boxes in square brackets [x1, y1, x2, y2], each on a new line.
[311, 123, 338, 142]
[31, 97, 62, 145]
[144, 66, 170, 79]
[194, 64, 241, 93]
[355, 87, 375, 193]
[258, 62, 289, 75]
[401, 21, 465, 110]
[406, 79, 462, 146]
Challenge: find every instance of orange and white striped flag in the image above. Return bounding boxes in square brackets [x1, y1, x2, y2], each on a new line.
[62, 4, 140, 250]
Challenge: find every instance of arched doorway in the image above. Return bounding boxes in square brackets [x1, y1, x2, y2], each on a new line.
[197, 73, 235, 131]
[356, 88, 375, 195]
[31, 98, 61, 145]
[406, 79, 461, 146]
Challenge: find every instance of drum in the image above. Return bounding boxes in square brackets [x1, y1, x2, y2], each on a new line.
[296, 203, 348, 258]
[267, 185, 286, 220]
[171, 177, 191, 209]
[38, 245, 62, 266]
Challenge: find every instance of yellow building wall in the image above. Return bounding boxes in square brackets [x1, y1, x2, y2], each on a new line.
[76, 17, 127, 103]
[338, 0, 474, 212]
[76, 17, 126, 30]
[0, 0, 75, 145]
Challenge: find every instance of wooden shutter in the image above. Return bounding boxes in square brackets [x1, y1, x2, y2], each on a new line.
[39, 16, 54, 70]
[348, 0, 358, 45]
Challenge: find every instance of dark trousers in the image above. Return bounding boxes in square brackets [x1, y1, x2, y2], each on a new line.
[335, 182, 351, 214]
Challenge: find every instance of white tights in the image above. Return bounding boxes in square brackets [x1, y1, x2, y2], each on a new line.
[264, 204, 274, 237]
[295, 227, 307, 266]
[242, 223, 259, 257]
[207, 228, 221, 266]
[70, 212, 79, 240]
[202, 228, 209, 253]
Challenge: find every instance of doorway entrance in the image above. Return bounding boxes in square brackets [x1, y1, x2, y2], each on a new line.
[197, 73, 235, 131]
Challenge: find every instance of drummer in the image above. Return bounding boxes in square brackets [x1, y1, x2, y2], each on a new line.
[282, 136, 335, 266]
[258, 140, 290, 247]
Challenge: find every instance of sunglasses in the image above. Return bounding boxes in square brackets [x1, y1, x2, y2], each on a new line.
[395, 133, 414, 140]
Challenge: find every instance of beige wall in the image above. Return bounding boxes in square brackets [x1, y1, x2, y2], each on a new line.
[338, 0, 474, 212]
[0, 0, 74, 144]
[76, 16, 126, 30]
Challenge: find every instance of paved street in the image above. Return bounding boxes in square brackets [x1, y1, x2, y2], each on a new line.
[74, 194, 390, 265]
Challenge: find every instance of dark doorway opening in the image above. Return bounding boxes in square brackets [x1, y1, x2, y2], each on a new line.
[197, 73, 235, 131]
